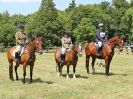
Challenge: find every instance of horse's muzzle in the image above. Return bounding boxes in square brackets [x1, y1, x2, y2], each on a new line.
[79, 52, 83, 57]
[119, 48, 123, 52]
[38, 50, 43, 55]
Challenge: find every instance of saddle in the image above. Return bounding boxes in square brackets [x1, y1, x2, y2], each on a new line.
[11, 46, 29, 57]
[95, 42, 104, 58]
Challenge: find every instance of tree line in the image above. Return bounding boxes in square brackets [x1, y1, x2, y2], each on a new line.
[0, 0, 133, 49]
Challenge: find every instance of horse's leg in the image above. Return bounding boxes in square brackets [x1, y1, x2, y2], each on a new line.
[105, 57, 111, 76]
[66, 64, 70, 79]
[14, 64, 19, 80]
[92, 57, 96, 74]
[30, 62, 34, 83]
[9, 62, 14, 80]
[86, 55, 90, 74]
[57, 63, 61, 77]
[73, 63, 77, 79]
[60, 64, 63, 76]
[23, 63, 27, 83]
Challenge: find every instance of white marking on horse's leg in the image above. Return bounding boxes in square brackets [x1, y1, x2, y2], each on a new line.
[92, 68, 95, 74]
[57, 73, 60, 77]
[66, 74, 69, 79]
[100, 64, 103, 67]
[73, 73, 76, 79]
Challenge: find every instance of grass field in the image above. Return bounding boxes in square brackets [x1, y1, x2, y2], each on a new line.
[0, 50, 133, 99]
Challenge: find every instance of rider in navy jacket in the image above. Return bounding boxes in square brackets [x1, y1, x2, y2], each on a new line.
[96, 23, 107, 56]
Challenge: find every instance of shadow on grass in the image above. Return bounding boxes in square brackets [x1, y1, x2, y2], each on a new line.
[93, 72, 127, 76]
[61, 74, 88, 79]
[19, 78, 54, 84]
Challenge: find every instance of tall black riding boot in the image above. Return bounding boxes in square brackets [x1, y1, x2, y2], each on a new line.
[61, 54, 65, 64]
[15, 52, 19, 64]
[97, 47, 102, 57]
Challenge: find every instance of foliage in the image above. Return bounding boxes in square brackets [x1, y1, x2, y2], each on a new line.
[0, 0, 133, 48]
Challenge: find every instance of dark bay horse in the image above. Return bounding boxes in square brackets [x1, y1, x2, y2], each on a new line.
[7, 37, 43, 83]
[55, 43, 82, 79]
[85, 35, 124, 76]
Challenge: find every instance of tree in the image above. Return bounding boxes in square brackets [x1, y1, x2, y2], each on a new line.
[0, 24, 17, 47]
[69, 0, 76, 10]
[73, 18, 96, 43]
[26, 0, 59, 47]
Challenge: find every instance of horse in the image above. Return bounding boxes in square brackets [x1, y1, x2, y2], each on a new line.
[85, 35, 124, 76]
[54, 43, 82, 79]
[7, 37, 43, 83]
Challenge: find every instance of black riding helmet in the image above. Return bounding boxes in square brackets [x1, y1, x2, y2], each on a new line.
[63, 31, 69, 36]
[18, 24, 25, 29]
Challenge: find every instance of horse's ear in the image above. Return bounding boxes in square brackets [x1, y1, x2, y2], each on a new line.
[114, 33, 118, 37]
[31, 37, 35, 41]
[34, 32, 38, 37]
[121, 35, 125, 39]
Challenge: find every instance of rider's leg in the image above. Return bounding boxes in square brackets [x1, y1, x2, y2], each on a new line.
[15, 45, 21, 63]
[61, 47, 66, 63]
[97, 41, 102, 56]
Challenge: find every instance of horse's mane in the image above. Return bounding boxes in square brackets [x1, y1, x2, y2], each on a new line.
[107, 36, 118, 43]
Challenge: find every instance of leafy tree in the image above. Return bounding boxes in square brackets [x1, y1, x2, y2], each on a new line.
[73, 18, 96, 43]
[0, 24, 17, 47]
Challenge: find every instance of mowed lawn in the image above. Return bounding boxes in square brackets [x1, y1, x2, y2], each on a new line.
[0, 50, 133, 99]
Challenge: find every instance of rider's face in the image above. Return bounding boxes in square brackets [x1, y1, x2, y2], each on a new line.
[64, 34, 68, 38]
[99, 26, 104, 30]
[19, 28, 24, 32]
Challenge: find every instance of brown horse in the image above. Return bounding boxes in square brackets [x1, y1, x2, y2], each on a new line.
[85, 35, 124, 76]
[7, 37, 43, 83]
[55, 43, 82, 79]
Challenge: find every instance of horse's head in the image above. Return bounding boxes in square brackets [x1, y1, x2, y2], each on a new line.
[114, 35, 124, 52]
[75, 43, 83, 57]
[34, 37, 43, 54]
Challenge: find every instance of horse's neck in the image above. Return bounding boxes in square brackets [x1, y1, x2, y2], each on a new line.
[71, 45, 77, 54]
[26, 41, 36, 54]
[106, 38, 117, 49]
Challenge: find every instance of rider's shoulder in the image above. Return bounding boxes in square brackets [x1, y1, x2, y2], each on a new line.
[15, 32, 19, 35]
[96, 29, 101, 33]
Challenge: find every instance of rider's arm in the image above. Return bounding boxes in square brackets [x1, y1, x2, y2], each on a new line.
[61, 38, 66, 47]
[15, 32, 21, 44]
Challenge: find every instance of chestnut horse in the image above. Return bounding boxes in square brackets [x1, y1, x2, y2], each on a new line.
[85, 35, 124, 76]
[55, 43, 82, 79]
[7, 37, 43, 83]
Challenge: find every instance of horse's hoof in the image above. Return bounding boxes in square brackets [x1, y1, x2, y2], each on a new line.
[10, 78, 14, 81]
[73, 76, 76, 79]
[66, 75, 70, 79]
[57, 73, 60, 77]
[29, 81, 32, 84]
[23, 80, 25, 84]
[73, 74, 76, 79]
[105, 74, 109, 77]
[16, 77, 19, 80]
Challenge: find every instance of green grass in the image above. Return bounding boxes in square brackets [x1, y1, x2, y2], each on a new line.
[0, 50, 133, 99]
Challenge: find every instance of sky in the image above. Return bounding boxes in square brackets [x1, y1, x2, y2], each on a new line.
[0, 0, 130, 15]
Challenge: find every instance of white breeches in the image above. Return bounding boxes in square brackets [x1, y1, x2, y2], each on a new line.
[98, 41, 102, 47]
[14, 45, 24, 55]
[14, 45, 22, 53]
[61, 47, 70, 55]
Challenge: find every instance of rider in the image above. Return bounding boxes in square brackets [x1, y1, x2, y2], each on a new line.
[96, 23, 107, 56]
[61, 32, 72, 63]
[15, 24, 27, 62]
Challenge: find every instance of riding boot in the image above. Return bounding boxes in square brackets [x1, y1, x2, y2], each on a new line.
[61, 54, 65, 64]
[97, 47, 102, 57]
[75, 54, 78, 60]
[15, 52, 20, 64]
